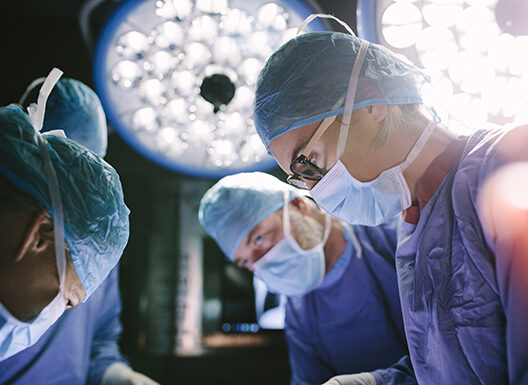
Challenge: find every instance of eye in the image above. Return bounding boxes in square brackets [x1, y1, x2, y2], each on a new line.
[254, 234, 265, 246]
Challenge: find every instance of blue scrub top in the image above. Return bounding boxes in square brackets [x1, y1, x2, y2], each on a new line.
[396, 126, 528, 384]
[285, 219, 411, 385]
[0, 266, 127, 385]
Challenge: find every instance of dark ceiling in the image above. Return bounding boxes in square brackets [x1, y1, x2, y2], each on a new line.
[0, 0, 357, 107]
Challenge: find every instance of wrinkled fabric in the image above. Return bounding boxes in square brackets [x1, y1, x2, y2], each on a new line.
[0, 267, 128, 385]
[199, 172, 308, 260]
[254, 31, 429, 150]
[20, 78, 107, 156]
[396, 125, 528, 384]
[285, 220, 412, 385]
[0, 105, 129, 299]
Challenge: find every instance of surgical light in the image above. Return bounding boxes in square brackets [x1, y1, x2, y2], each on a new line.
[94, 0, 326, 177]
[358, 0, 528, 130]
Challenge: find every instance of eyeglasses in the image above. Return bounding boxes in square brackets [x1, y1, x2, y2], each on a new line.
[287, 115, 338, 189]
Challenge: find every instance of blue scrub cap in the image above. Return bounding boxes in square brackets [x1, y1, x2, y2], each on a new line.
[20, 78, 108, 156]
[0, 104, 129, 300]
[199, 172, 308, 260]
[254, 31, 430, 150]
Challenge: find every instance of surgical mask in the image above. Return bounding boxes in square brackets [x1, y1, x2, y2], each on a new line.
[311, 121, 435, 226]
[0, 68, 68, 361]
[253, 192, 331, 297]
[308, 33, 434, 226]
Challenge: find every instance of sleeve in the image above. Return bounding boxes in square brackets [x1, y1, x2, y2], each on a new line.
[370, 356, 417, 385]
[285, 300, 335, 385]
[88, 266, 129, 385]
[477, 125, 528, 384]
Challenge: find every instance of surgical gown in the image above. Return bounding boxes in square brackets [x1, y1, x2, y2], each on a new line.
[285, 220, 415, 385]
[0, 266, 128, 385]
[396, 125, 528, 384]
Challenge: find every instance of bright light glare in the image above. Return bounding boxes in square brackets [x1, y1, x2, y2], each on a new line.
[208, 139, 237, 166]
[151, 21, 185, 49]
[222, 9, 253, 36]
[196, 0, 228, 14]
[416, 27, 457, 70]
[145, 51, 175, 77]
[171, 70, 196, 96]
[133, 107, 157, 131]
[182, 42, 211, 68]
[139, 78, 167, 105]
[188, 15, 219, 41]
[213, 37, 241, 65]
[381, 2, 422, 49]
[155, 0, 192, 19]
[239, 58, 263, 86]
[422, 3, 462, 28]
[258, 3, 288, 30]
[161, 99, 188, 124]
[116, 31, 149, 58]
[112, 60, 142, 88]
[102, 0, 312, 175]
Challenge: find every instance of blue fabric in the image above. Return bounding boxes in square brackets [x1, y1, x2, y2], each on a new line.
[20, 78, 108, 156]
[199, 172, 308, 260]
[395, 126, 528, 384]
[284, 219, 412, 385]
[0, 105, 129, 299]
[0, 267, 127, 385]
[254, 31, 429, 150]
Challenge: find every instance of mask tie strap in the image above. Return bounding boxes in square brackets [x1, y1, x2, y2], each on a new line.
[337, 39, 369, 159]
[400, 121, 436, 171]
[297, 14, 355, 36]
[282, 191, 291, 237]
[342, 223, 362, 259]
[27, 68, 67, 288]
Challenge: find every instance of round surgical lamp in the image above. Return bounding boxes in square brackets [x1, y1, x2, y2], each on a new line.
[358, 0, 528, 130]
[94, 0, 326, 178]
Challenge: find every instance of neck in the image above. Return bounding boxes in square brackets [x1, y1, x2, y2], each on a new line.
[403, 124, 458, 202]
[323, 217, 346, 274]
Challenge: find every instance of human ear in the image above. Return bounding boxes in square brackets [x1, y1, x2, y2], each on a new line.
[289, 197, 309, 216]
[14, 211, 54, 262]
[368, 104, 387, 123]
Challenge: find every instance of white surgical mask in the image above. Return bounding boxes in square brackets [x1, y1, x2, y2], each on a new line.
[311, 121, 435, 226]
[0, 68, 68, 361]
[253, 192, 331, 297]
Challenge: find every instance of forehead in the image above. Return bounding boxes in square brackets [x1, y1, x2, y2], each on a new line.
[233, 209, 282, 259]
[268, 121, 320, 173]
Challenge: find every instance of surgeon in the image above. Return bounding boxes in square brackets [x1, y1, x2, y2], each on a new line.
[254, 18, 528, 385]
[199, 172, 415, 385]
[0, 75, 157, 384]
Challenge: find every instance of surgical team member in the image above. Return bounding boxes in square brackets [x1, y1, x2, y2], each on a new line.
[254, 27, 528, 384]
[199, 172, 415, 385]
[0, 78, 158, 384]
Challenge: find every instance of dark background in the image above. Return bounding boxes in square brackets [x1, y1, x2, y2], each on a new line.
[0, 1, 357, 384]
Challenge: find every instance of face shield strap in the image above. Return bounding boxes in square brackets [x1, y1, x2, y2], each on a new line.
[297, 13, 355, 36]
[337, 40, 369, 159]
[27, 68, 67, 288]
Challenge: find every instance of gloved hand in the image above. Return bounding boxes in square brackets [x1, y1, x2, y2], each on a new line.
[102, 362, 160, 385]
[322, 373, 376, 385]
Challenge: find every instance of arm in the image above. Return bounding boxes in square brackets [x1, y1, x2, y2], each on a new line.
[477, 128, 528, 385]
[322, 356, 417, 385]
[88, 266, 129, 385]
[285, 301, 335, 385]
[89, 266, 160, 385]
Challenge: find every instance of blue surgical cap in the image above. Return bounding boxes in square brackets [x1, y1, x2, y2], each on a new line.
[199, 172, 308, 260]
[0, 105, 129, 300]
[20, 78, 108, 156]
[254, 31, 430, 150]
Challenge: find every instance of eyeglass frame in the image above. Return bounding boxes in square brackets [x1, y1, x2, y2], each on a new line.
[287, 115, 339, 189]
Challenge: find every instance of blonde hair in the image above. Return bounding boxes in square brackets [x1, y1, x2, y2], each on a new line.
[372, 104, 424, 146]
